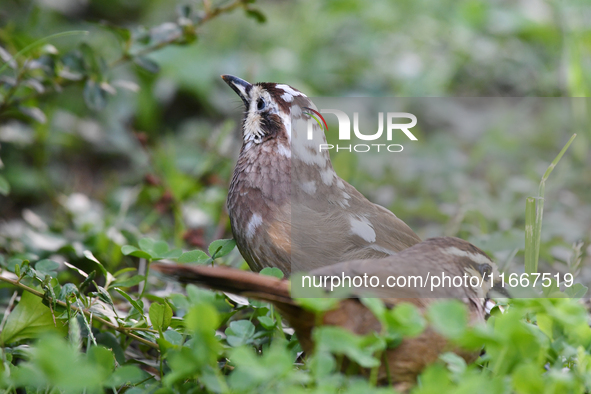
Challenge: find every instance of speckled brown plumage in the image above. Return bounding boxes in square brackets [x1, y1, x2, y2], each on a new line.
[222, 75, 421, 276]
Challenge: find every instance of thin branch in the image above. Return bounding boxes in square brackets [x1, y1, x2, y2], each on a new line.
[0, 290, 18, 332]
[119, 326, 158, 333]
[0, 272, 159, 349]
[1, 0, 251, 114]
[110, 0, 251, 68]
[197, 0, 250, 25]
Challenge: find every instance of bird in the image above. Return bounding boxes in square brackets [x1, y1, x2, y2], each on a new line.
[221, 75, 421, 276]
[153, 236, 503, 390]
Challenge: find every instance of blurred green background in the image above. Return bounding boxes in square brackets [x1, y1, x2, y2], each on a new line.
[1, 0, 590, 286]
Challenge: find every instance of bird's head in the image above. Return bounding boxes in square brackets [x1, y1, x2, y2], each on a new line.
[221, 75, 330, 165]
[429, 237, 507, 299]
[221, 75, 302, 145]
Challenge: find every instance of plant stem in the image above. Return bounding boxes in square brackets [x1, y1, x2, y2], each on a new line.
[0, 290, 18, 332]
[526, 133, 577, 273]
[0, 272, 158, 349]
[524, 197, 537, 274]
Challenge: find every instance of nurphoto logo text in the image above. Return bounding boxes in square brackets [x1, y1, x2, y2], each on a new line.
[304, 109, 418, 153]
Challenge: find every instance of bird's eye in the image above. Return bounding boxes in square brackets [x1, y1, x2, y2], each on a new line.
[479, 264, 492, 280]
[257, 98, 266, 111]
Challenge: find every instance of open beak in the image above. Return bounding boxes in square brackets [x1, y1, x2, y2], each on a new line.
[221, 75, 252, 107]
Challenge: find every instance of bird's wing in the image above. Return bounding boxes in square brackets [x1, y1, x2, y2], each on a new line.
[289, 179, 421, 272]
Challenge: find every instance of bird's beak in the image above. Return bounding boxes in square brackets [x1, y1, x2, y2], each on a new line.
[221, 75, 252, 107]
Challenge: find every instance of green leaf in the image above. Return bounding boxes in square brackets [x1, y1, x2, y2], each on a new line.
[257, 316, 275, 330]
[134, 56, 160, 73]
[61, 50, 85, 75]
[360, 297, 386, 321]
[185, 303, 219, 333]
[113, 274, 145, 288]
[186, 285, 217, 305]
[113, 267, 137, 277]
[150, 22, 182, 45]
[69, 315, 81, 349]
[0, 174, 10, 196]
[385, 302, 426, 337]
[100, 21, 131, 43]
[439, 352, 467, 376]
[138, 238, 173, 259]
[6, 258, 23, 273]
[18, 106, 47, 124]
[177, 4, 192, 18]
[313, 326, 381, 368]
[178, 249, 209, 263]
[225, 320, 256, 347]
[427, 300, 468, 339]
[152, 240, 170, 257]
[59, 283, 79, 300]
[79, 270, 97, 291]
[245, 9, 266, 23]
[35, 259, 59, 278]
[512, 363, 545, 393]
[80, 42, 104, 74]
[150, 302, 173, 331]
[12, 333, 101, 389]
[104, 365, 145, 387]
[159, 248, 183, 259]
[139, 238, 155, 252]
[1, 291, 66, 345]
[86, 345, 114, 380]
[114, 288, 145, 317]
[83, 250, 109, 278]
[308, 352, 336, 380]
[163, 329, 183, 346]
[565, 283, 588, 299]
[96, 286, 114, 307]
[84, 79, 108, 111]
[96, 332, 126, 365]
[260, 267, 284, 279]
[121, 245, 152, 259]
[208, 239, 236, 259]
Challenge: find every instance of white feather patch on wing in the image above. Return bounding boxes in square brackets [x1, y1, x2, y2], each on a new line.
[367, 244, 397, 255]
[247, 213, 263, 239]
[320, 169, 336, 185]
[301, 180, 317, 195]
[349, 215, 376, 243]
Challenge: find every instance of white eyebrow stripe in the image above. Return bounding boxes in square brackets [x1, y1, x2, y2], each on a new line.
[442, 246, 492, 266]
[276, 84, 307, 98]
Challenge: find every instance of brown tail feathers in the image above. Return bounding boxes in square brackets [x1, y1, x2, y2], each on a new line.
[151, 263, 294, 305]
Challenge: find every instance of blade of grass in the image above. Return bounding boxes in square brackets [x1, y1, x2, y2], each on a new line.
[525, 133, 577, 273]
[524, 197, 537, 274]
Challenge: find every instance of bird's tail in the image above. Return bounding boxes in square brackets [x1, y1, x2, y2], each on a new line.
[151, 263, 295, 305]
